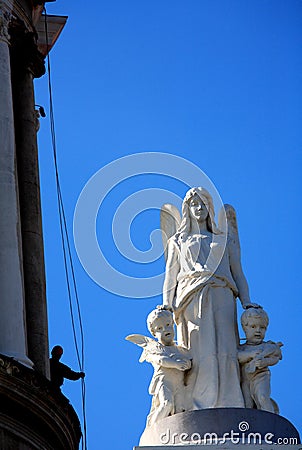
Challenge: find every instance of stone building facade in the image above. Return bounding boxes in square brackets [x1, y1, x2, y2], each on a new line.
[0, 1, 81, 448]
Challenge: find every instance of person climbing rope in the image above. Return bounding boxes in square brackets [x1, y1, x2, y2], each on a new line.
[50, 345, 85, 391]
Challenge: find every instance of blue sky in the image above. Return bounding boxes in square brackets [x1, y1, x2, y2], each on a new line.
[35, 1, 301, 448]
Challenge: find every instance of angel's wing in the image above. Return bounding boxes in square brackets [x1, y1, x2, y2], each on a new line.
[160, 204, 181, 261]
[218, 204, 240, 250]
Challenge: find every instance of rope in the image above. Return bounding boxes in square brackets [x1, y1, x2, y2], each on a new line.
[43, 9, 88, 449]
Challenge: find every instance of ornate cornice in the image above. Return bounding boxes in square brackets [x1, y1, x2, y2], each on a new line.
[0, 7, 11, 44]
[0, 1, 45, 77]
[0, 356, 20, 376]
[9, 18, 45, 78]
[0, 0, 36, 36]
[12, 0, 35, 34]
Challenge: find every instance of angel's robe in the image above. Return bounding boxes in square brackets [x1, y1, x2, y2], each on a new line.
[166, 232, 245, 410]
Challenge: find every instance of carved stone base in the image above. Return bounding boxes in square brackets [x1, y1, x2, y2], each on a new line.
[139, 408, 300, 447]
[0, 354, 81, 449]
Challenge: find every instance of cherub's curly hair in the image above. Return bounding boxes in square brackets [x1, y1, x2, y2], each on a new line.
[241, 306, 269, 329]
[147, 306, 173, 335]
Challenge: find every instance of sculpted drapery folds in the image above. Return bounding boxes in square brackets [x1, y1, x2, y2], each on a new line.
[162, 187, 252, 410]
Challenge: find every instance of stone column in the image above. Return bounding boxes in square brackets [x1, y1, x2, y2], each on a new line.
[0, 5, 32, 367]
[10, 25, 49, 377]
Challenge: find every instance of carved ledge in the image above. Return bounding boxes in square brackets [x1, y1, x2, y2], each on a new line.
[0, 353, 81, 449]
[0, 356, 20, 376]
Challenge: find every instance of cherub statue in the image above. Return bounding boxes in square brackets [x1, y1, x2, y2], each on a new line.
[238, 306, 283, 413]
[126, 306, 191, 426]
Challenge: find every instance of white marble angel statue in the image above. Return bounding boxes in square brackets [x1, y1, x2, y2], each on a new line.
[161, 187, 258, 411]
[126, 306, 191, 426]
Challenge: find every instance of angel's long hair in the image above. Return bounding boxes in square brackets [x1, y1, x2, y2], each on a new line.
[176, 187, 221, 242]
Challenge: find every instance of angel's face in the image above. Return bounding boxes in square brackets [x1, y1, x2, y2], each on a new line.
[188, 194, 209, 224]
[152, 315, 174, 346]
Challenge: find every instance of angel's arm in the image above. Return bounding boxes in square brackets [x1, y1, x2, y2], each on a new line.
[228, 240, 251, 307]
[221, 205, 251, 308]
[163, 239, 180, 309]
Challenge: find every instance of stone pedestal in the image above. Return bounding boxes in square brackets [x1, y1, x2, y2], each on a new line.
[138, 408, 300, 447]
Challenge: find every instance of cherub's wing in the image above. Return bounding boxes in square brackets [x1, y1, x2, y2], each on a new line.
[125, 334, 159, 362]
[218, 204, 240, 250]
[125, 334, 154, 347]
[160, 204, 181, 261]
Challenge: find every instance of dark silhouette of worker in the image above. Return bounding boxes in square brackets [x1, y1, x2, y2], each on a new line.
[50, 345, 85, 391]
